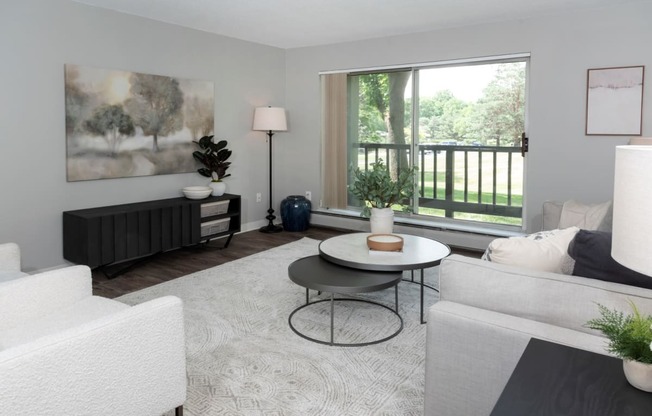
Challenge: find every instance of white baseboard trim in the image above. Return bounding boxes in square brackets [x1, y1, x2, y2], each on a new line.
[309, 211, 507, 251]
[240, 219, 271, 233]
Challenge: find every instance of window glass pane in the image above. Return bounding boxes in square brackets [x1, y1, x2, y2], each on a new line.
[347, 70, 413, 212]
[415, 62, 526, 226]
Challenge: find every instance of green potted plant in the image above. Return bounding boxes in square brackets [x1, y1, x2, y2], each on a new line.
[586, 301, 652, 392]
[192, 135, 232, 196]
[348, 158, 417, 234]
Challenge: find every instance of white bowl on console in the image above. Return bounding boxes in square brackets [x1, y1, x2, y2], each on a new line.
[182, 186, 212, 200]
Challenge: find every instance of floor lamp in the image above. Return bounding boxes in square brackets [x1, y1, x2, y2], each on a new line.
[253, 106, 287, 233]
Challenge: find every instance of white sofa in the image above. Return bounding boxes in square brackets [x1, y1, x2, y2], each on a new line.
[424, 254, 652, 416]
[0, 265, 187, 415]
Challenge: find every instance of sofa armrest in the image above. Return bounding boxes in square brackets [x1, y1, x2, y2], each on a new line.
[0, 265, 91, 332]
[0, 243, 21, 272]
[425, 301, 607, 416]
[439, 255, 652, 336]
[0, 295, 186, 416]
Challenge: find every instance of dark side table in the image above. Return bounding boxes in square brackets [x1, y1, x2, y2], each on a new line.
[491, 338, 652, 416]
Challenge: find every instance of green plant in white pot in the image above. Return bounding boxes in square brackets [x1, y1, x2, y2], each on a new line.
[586, 301, 652, 392]
[348, 158, 417, 234]
[192, 135, 231, 196]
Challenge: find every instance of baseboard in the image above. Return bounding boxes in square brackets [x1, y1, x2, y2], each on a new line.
[309, 211, 498, 252]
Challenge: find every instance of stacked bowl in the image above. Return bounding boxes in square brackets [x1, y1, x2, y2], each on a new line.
[182, 186, 212, 200]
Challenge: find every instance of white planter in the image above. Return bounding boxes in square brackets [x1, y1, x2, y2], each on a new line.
[209, 181, 226, 196]
[623, 359, 652, 392]
[370, 207, 394, 234]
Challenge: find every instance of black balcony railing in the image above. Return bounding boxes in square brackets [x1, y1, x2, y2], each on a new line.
[352, 143, 523, 221]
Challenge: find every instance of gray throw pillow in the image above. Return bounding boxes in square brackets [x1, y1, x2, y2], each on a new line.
[567, 230, 652, 289]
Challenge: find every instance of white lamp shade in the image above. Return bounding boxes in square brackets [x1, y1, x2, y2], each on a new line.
[253, 107, 287, 132]
[612, 145, 652, 276]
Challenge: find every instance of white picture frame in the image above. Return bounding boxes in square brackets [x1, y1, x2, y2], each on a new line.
[585, 65, 644, 136]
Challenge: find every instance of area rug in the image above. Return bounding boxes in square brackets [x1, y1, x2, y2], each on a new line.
[118, 237, 440, 416]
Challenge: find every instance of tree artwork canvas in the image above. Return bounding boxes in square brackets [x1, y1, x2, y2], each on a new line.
[65, 64, 214, 181]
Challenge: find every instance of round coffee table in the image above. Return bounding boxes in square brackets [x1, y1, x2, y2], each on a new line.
[319, 233, 450, 324]
[288, 255, 403, 346]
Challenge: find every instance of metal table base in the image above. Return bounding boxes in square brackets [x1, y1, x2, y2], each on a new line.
[288, 287, 403, 347]
[402, 269, 439, 324]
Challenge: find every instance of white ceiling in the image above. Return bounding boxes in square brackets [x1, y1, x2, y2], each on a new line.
[73, 0, 646, 49]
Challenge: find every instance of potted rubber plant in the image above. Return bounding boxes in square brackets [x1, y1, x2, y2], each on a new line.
[586, 301, 652, 392]
[192, 135, 232, 196]
[348, 158, 417, 234]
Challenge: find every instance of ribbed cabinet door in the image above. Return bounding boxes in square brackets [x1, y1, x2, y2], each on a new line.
[161, 206, 174, 251]
[113, 213, 128, 262]
[100, 215, 115, 266]
[190, 203, 201, 243]
[180, 203, 194, 246]
[137, 210, 151, 256]
[150, 208, 162, 254]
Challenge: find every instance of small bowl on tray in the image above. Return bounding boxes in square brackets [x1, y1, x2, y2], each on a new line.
[367, 234, 404, 252]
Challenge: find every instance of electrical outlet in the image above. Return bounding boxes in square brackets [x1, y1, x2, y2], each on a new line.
[256, 193, 262, 202]
[305, 191, 311, 201]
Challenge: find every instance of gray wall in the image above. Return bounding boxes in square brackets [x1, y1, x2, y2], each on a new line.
[0, 0, 286, 270]
[2, 1, 651, 269]
[281, 2, 652, 240]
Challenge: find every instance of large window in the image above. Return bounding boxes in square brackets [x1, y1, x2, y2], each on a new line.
[322, 55, 528, 228]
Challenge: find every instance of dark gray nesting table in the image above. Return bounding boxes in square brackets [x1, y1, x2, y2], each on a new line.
[288, 255, 403, 346]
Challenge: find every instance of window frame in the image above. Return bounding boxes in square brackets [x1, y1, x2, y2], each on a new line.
[320, 53, 530, 233]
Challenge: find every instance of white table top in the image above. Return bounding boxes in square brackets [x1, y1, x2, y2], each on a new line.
[318, 233, 450, 271]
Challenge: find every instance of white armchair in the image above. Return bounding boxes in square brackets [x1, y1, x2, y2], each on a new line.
[0, 265, 187, 416]
[0, 242, 27, 282]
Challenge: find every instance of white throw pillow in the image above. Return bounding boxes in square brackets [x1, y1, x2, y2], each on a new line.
[558, 200, 612, 231]
[484, 227, 580, 274]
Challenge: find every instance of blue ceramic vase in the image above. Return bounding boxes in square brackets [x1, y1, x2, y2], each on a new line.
[281, 195, 312, 232]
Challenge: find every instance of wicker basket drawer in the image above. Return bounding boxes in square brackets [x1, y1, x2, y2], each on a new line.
[201, 200, 230, 217]
[201, 218, 230, 237]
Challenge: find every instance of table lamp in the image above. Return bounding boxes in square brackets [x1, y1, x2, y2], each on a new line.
[611, 145, 652, 276]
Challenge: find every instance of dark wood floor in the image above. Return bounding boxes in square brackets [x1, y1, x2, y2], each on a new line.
[92, 226, 347, 298]
[92, 226, 480, 299]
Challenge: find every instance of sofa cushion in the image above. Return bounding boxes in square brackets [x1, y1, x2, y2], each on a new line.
[568, 229, 652, 290]
[483, 227, 579, 274]
[558, 200, 612, 232]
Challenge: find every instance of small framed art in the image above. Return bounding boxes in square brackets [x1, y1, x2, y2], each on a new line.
[585, 65, 644, 136]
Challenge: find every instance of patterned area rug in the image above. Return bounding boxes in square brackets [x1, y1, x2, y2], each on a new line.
[118, 237, 439, 416]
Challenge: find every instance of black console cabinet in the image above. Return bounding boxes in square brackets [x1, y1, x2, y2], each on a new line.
[63, 194, 241, 268]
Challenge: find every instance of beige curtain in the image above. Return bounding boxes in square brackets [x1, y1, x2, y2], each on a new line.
[320, 73, 348, 209]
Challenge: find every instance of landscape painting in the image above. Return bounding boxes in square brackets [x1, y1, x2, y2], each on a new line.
[65, 64, 214, 181]
[585, 65, 644, 136]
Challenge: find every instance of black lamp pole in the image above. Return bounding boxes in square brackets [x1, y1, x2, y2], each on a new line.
[260, 130, 283, 233]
